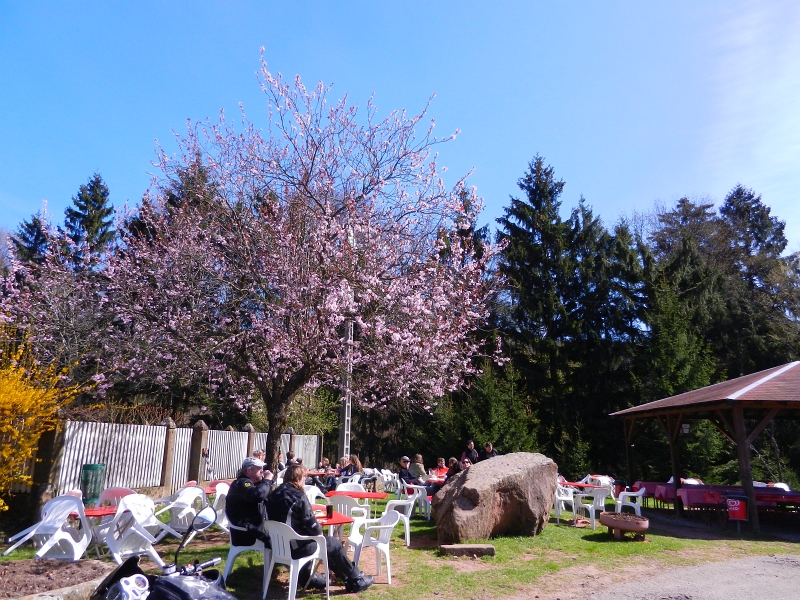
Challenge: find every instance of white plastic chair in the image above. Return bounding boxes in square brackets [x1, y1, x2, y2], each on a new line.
[615, 487, 645, 516]
[327, 495, 368, 540]
[575, 488, 610, 530]
[155, 485, 207, 543]
[264, 520, 330, 600]
[380, 470, 397, 493]
[554, 485, 575, 524]
[3, 495, 92, 560]
[213, 482, 230, 533]
[223, 524, 271, 596]
[350, 511, 400, 584]
[384, 496, 414, 547]
[587, 475, 616, 500]
[91, 487, 137, 555]
[275, 468, 287, 485]
[305, 486, 328, 505]
[336, 482, 371, 515]
[405, 483, 431, 520]
[104, 494, 167, 567]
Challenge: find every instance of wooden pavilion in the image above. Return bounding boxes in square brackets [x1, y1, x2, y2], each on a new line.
[610, 361, 800, 532]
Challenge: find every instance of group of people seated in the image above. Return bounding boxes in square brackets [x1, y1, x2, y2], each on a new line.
[395, 440, 500, 495]
[225, 455, 374, 594]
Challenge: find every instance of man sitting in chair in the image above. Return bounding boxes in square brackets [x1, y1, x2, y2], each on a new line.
[265, 464, 374, 593]
[226, 456, 275, 547]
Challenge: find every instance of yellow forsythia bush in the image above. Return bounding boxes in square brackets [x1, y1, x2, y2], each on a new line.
[0, 335, 80, 511]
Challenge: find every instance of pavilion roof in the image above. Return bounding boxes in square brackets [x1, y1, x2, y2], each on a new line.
[611, 361, 800, 419]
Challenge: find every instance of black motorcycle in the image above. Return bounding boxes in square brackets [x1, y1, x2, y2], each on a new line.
[91, 506, 236, 600]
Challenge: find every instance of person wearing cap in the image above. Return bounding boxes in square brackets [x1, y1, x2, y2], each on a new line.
[460, 440, 479, 465]
[265, 464, 374, 593]
[225, 456, 275, 548]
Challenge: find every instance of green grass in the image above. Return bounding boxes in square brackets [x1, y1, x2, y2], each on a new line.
[3, 496, 800, 600]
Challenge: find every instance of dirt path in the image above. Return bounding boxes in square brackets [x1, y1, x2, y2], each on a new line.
[580, 554, 800, 600]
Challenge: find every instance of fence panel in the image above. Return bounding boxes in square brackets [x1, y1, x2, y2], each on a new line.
[205, 429, 249, 480]
[294, 435, 319, 467]
[170, 427, 192, 491]
[250, 432, 317, 470]
[57, 421, 166, 492]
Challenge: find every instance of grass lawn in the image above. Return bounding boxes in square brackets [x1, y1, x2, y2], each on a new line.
[3, 497, 799, 599]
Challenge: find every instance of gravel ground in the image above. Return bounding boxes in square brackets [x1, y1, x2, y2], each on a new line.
[580, 554, 800, 600]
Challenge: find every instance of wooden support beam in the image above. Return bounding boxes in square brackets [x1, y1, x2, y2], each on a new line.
[746, 408, 781, 447]
[665, 413, 683, 515]
[624, 418, 636, 486]
[731, 406, 759, 533]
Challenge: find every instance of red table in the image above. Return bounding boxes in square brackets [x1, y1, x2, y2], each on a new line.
[312, 504, 354, 535]
[325, 491, 389, 500]
[563, 481, 605, 489]
[84, 506, 118, 518]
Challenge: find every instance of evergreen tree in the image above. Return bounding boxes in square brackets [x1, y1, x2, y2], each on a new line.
[496, 156, 646, 475]
[63, 173, 115, 252]
[12, 212, 50, 266]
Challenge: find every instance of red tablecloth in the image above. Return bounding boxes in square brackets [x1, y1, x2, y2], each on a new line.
[312, 505, 354, 527]
[564, 481, 605, 489]
[80, 506, 118, 518]
[326, 490, 389, 500]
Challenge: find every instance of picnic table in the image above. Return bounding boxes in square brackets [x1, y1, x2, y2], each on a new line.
[563, 481, 605, 489]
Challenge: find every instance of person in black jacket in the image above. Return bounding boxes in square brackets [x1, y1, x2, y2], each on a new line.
[265, 464, 373, 593]
[460, 440, 479, 465]
[225, 456, 275, 547]
[480, 442, 499, 461]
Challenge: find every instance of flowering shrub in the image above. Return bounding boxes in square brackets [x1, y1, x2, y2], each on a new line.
[0, 331, 80, 510]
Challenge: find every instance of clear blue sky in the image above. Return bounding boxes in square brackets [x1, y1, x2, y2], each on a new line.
[2, 1, 799, 251]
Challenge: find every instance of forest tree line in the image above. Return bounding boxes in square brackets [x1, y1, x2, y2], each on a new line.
[5, 153, 800, 486]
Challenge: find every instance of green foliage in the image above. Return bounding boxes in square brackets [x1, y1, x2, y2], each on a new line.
[251, 386, 339, 436]
[12, 212, 49, 266]
[63, 173, 115, 251]
[452, 360, 538, 454]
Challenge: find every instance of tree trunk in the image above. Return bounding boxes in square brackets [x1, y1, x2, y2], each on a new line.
[263, 390, 290, 474]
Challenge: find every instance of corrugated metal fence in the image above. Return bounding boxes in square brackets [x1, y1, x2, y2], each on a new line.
[15, 421, 320, 494]
[251, 432, 319, 468]
[57, 421, 166, 491]
[205, 429, 249, 480]
[170, 427, 192, 490]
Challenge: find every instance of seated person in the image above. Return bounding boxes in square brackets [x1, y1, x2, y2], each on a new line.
[432, 457, 449, 477]
[460, 440, 479, 465]
[286, 451, 298, 466]
[265, 465, 373, 593]
[225, 456, 275, 546]
[445, 457, 462, 482]
[409, 454, 426, 479]
[480, 442, 499, 461]
[398, 456, 423, 486]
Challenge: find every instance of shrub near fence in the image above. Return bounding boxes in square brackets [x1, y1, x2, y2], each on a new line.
[17, 420, 321, 497]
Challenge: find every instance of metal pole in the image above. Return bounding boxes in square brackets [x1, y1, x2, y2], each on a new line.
[338, 319, 353, 460]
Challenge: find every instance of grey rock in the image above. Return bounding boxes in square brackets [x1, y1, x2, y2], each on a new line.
[432, 452, 557, 544]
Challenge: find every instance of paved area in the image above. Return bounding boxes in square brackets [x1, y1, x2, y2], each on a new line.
[582, 554, 800, 600]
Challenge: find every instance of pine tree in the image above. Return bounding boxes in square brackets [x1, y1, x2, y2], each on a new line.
[12, 212, 49, 266]
[63, 173, 115, 252]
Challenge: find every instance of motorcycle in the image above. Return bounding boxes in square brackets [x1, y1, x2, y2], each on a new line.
[91, 505, 236, 600]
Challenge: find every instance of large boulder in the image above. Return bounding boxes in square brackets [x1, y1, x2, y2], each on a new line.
[431, 452, 557, 544]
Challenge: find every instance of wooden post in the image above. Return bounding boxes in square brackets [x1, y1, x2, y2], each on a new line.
[188, 420, 209, 484]
[732, 406, 759, 533]
[660, 414, 683, 515]
[159, 418, 176, 492]
[244, 423, 256, 457]
[31, 420, 66, 519]
[624, 418, 636, 488]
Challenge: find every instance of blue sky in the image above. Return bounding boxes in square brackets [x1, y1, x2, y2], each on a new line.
[2, 1, 799, 251]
